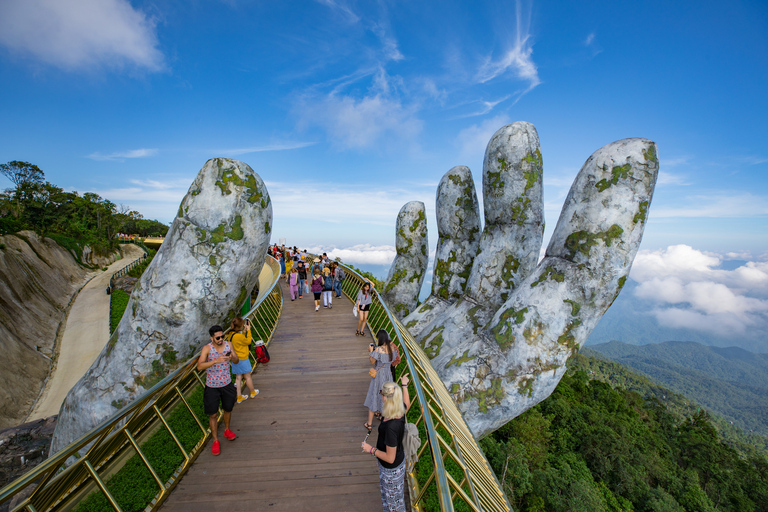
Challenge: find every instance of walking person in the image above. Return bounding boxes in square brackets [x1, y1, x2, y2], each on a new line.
[279, 251, 286, 278]
[355, 280, 374, 336]
[227, 317, 260, 404]
[288, 267, 300, 301]
[197, 325, 239, 455]
[333, 262, 345, 298]
[322, 266, 334, 308]
[311, 267, 324, 312]
[364, 328, 397, 429]
[361, 374, 412, 512]
[296, 260, 307, 299]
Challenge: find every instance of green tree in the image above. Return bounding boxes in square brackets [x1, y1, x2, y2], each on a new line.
[0, 161, 45, 218]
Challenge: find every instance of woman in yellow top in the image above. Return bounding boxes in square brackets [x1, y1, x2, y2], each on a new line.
[228, 316, 259, 403]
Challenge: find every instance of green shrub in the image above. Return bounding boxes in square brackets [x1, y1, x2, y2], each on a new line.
[110, 290, 129, 333]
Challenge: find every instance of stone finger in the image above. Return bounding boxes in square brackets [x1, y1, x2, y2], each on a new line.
[464, 121, 544, 310]
[50, 158, 272, 454]
[381, 201, 428, 319]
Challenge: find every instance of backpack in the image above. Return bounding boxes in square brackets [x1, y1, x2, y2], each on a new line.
[254, 340, 270, 363]
[323, 274, 334, 290]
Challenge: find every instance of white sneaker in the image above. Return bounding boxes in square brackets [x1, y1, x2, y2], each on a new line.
[315, 305, 319, 311]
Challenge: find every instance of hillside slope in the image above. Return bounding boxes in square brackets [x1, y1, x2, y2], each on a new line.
[588, 340, 768, 437]
[0, 232, 120, 428]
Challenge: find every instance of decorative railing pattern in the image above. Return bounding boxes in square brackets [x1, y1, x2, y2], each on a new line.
[0, 256, 282, 512]
[338, 265, 513, 512]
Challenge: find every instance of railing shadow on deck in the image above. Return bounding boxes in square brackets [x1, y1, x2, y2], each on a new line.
[0, 256, 283, 512]
[337, 264, 513, 512]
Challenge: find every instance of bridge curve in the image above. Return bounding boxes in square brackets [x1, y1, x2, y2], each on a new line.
[0, 256, 512, 512]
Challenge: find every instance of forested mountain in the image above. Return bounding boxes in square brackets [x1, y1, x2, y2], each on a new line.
[588, 341, 768, 437]
[481, 354, 768, 511]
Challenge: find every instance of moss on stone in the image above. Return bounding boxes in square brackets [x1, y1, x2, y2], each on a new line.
[563, 299, 581, 316]
[642, 145, 658, 164]
[450, 383, 460, 394]
[214, 165, 266, 205]
[209, 215, 244, 244]
[475, 378, 504, 413]
[177, 205, 184, 218]
[446, 349, 475, 368]
[564, 224, 624, 259]
[500, 254, 521, 284]
[409, 209, 426, 232]
[492, 307, 528, 350]
[557, 319, 583, 350]
[522, 149, 543, 192]
[385, 268, 407, 293]
[517, 376, 535, 397]
[209, 254, 217, 266]
[634, 200, 649, 224]
[191, 190, 201, 196]
[448, 174, 462, 185]
[509, 197, 531, 226]
[264, 221, 271, 234]
[595, 164, 632, 192]
[531, 265, 565, 287]
[396, 227, 413, 255]
[618, 275, 627, 289]
[405, 319, 418, 329]
[422, 325, 445, 359]
[467, 305, 483, 334]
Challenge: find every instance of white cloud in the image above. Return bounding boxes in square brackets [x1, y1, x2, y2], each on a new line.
[86, 148, 158, 161]
[306, 243, 396, 266]
[475, 0, 540, 94]
[295, 68, 423, 150]
[456, 96, 511, 118]
[657, 171, 690, 186]
[0, 0, 164, 71]
[314, 0, 360, 24]
[630, 245, 768, 338]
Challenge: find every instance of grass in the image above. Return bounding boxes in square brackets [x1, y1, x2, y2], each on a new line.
[72, 387, 207, 512]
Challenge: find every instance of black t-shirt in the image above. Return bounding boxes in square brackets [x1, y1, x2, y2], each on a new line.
[376, 416, 405, 469]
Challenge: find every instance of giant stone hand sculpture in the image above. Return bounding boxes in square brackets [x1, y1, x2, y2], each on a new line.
[384, 122, 658, 438]
[50, 158, 272, 454]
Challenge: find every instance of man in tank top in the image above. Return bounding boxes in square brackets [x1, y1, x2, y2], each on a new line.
[197, 324, 240, 455]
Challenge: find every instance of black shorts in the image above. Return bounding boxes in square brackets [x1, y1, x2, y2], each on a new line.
[313, 292, 321, 300]
[203, 383, 236, 416]
[359, 304, 370, 311]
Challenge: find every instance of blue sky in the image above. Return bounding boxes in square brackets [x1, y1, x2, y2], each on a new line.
[1, 0, 767, 349]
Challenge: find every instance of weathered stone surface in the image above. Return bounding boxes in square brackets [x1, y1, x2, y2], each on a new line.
[0, 232, 117, 428]
[381, 201, 428, 319]
[0, 415, 56, 489]
[50, 158, 272, 454]
[393, 126, 658, 438]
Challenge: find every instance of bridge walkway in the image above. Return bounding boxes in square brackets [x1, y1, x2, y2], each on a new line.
[160, 286, 383, 512]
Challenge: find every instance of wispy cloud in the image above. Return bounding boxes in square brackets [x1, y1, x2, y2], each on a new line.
[86, 148, 158, 161]
[211, 141, 317, 156]
[657, 171, 690, 186]
[0, 0, 164, 72]
[295, 67, 423, 151]
[314, 0, 360, 24]
[456, 96, 511, 118]
[474, 0, 540, 95]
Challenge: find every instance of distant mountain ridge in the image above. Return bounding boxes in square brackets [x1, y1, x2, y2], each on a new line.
[588, 340, 768, 437]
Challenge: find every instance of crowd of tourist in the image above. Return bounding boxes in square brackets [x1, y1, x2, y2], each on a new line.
[200, 243, 411, 511]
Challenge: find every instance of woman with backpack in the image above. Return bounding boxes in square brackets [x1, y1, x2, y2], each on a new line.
[361, 373, 411, 512]
[322, 265, 334, 309]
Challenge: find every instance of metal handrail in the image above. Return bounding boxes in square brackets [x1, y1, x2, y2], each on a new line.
[338, 263, 513, 512]
[0, 255, 283, 512]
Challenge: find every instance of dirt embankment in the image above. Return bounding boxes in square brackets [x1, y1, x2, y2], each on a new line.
[0, 231, 121, 428]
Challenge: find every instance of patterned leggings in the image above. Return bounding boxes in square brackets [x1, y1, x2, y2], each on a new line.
[378, 459, 406, 512]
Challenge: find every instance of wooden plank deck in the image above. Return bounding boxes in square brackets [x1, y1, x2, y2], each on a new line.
[161, 285, 383, 512]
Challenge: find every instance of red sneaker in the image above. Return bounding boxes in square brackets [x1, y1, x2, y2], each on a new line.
[223, 428, 237, 441]
[212, 440, 221, 455]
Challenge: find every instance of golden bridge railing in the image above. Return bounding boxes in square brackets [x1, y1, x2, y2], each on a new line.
[0, 256, 283, 512]
[339, 265, 512, 512]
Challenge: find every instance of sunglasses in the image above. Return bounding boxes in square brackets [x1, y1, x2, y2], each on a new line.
[214, 335, 225, 340]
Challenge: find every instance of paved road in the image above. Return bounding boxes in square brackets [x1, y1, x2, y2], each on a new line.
[27, 244, 146, 421]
